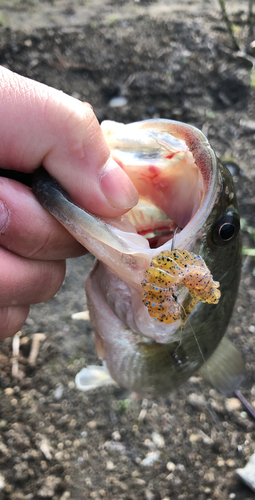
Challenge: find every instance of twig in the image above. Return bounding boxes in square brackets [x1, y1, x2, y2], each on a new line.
[234, 389, 255, 420]
[28, 333, 46, 366]
[50, 48, 96, 71]
[220, 45, 255, 68]
[218, 0, 240, 51]
[11, 331, 21, 378]
[39, 437, 53, 460]
[248, 0, 254, 26]
[71, 310, 90, 320]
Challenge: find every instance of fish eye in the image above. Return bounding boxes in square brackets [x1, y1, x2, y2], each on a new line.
[212, 210, 240, 246]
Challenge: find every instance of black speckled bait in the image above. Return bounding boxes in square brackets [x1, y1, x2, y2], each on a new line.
[33, 119, 244, 396]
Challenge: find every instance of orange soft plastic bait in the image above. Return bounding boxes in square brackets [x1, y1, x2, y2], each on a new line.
[141, 249, 221, 324]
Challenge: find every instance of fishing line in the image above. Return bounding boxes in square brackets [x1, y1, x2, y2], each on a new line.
[180, 306, 226, 439]
[169, 222, 226, 437]
[171, 226, 183, 252]
[168, 230, 228, 437]
[179, 304, 206, 365]
[170, 225, 207, 366]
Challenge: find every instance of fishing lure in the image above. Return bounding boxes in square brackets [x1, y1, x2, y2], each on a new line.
[141, 249, 221, 324]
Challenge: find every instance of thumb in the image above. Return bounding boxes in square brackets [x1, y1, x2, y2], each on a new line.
[0, 67, 138, 217]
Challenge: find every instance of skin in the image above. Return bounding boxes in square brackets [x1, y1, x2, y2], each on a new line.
[0, 66, 138, 339]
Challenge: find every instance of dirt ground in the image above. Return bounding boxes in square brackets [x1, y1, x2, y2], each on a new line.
[0, 1, 255, 499]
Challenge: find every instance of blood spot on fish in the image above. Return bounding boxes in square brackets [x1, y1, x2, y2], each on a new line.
[147, 165, 160, 178]
[141, 249, 221, 324]
[165, 152, 176, 160]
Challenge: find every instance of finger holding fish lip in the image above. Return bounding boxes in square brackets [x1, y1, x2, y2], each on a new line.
[0, 66, 138, 217]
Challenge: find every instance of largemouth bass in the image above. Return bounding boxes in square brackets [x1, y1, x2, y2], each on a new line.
[33, 119, 244, 397]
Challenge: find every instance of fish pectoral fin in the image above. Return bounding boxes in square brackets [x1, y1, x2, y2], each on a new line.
[198, 336, 245, 396]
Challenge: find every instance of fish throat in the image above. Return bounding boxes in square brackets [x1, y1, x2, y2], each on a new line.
[103, 119, 208, 250]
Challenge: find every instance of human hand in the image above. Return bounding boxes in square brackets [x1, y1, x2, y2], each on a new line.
[0, 66, 138, 338]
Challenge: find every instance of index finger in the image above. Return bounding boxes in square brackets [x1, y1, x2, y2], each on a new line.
[0, 67, 138, 217]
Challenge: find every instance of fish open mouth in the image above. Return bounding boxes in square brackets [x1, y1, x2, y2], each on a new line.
[102, 119, 214, 249]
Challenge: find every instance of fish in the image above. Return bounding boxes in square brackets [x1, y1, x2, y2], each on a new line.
[33, 119, 244, 397]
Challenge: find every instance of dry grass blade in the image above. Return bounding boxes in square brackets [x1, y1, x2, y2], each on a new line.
[218, 0, 240, 51]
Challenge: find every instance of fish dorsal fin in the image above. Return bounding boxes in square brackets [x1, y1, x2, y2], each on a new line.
[198, 336, 245, 396]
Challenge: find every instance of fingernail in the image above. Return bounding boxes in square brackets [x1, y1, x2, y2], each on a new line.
[0, 200, 9, 233]
[99, 157, 139, 210]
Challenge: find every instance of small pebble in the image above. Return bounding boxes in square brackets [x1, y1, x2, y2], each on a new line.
[55, 451, 64, 461]
[226, 459, 236, 468]
[87, 420, 97, 429]
[54, 384, 64, 400]
[112, 430, 121, 441]
[240, 119, 255, 132]
[166, 462, 176, 472]
[108, 96, 128, 108]
[140, 451, 160, 467]
[189, 433, 202, 443]
[199, 430, 213, 446]
[90, 493, 98, 499]
[225, 398, 242, 411]
[71, 91, 81, 100]
[188, 393, 206, 407]
[60, 493, 71, 500]
[138, 409, 147, 422]
[204, 471, 215, 483]
[144, 438, 153, 448]
[4, 388, 14, 396]
[0, 474, 5, 491]
[176, 463, 185, 472]
[217, 458, 225, 467]
[103, 440, 126, 453]
[152, 431, 165, 448]
[134, 478, 146, 486]
[106, 461, 115, 470]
